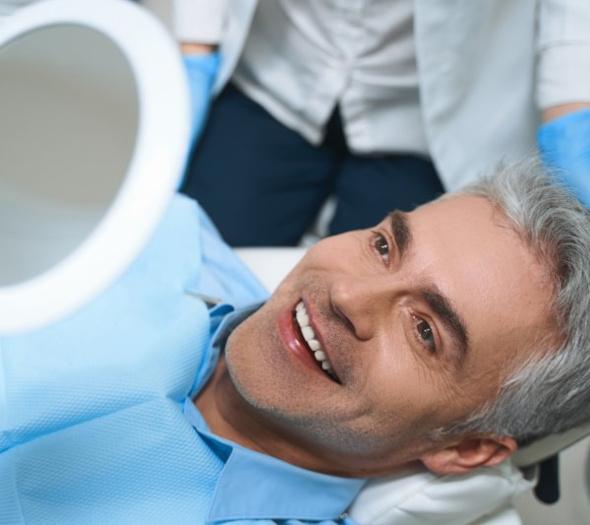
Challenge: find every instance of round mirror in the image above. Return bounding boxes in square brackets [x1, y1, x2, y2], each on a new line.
[0, 24, 138, 286]
[0, 0, 190, 333]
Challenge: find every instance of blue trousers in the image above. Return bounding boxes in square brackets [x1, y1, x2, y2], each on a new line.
[181, 84, 444, 246]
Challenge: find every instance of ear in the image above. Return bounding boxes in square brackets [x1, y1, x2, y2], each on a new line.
[420, 436, 518, 475]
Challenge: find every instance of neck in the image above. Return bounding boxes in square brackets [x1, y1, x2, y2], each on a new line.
[195, 356, 329, 470]
[195, 357, 422, 477]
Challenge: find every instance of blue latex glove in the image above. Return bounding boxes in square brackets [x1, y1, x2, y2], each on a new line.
[538, 108, 590, 207]
[183, 52, 220, 142]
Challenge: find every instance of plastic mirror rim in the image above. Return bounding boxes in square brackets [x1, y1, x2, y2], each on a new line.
[0, 0, 191, 334]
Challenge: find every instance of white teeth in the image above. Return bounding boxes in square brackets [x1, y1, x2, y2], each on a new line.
[295, 303, 317, 342]
[294, 301, 337, 380]
[296, 310, 309, 326]
[308, 339, 320, 351]
[301, 326, 314, 341]
[314, 350, 326, 361]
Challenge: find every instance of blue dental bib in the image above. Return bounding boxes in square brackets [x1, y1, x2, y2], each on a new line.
[0, 195, 266, 524]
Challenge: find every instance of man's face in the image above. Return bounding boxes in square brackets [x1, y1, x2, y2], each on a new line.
[224, 196, 553, 474]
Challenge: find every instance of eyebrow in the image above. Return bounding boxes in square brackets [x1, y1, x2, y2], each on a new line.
[421, 288, 470, 364]
[388, 210, 412, 260]
[386, 210, 470, 363]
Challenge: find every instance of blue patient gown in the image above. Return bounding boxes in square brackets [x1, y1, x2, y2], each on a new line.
[0, 196, 362, 524]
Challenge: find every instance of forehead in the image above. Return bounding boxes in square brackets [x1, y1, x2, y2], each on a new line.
[407, 195, 553, 372]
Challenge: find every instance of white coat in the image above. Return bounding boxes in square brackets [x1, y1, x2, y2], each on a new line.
[174, 0, 590, 190]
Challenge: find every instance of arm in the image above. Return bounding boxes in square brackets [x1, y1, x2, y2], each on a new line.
[172, 0, 227, 141]
[180, 42, 216, 55]
[536, 0, 590, 205]
[173, 0, 226, 47]
[536, 0, 590, 113]
[542, 102, 590, 123]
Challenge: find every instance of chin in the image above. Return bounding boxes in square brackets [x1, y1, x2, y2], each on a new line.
[223, 311, 296, 412]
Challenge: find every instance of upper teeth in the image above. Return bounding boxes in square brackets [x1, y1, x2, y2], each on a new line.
[295, 301, 331, 371]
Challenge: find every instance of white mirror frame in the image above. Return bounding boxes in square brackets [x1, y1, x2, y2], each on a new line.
[0, 0, 190, 334]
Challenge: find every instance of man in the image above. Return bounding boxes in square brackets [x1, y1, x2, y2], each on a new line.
[1, 162, 590, 523]
[196, 161, 587, 478]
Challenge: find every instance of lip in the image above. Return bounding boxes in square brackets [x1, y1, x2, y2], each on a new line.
[277, 301, 335, 381]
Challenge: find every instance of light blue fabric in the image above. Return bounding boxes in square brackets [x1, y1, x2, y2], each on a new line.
[194, 202, 269, 309]
[0, 194, 362, 524]
[538, 108, 590, 207]
[183, 52, 221, 143]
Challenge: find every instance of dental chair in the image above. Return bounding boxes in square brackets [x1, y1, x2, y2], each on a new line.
[1, 1, 589, 523]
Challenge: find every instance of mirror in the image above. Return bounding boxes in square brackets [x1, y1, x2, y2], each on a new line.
[0, 0, 190, 334]
[0, 24, 138, 285]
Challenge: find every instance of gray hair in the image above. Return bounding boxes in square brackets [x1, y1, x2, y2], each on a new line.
[441, 160, 590, 445]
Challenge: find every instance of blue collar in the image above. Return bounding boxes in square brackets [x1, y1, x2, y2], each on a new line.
[184, 304, 365, 522]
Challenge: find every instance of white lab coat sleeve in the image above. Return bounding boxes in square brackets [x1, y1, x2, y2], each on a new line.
[537, 0, 590, 109]
[173, 0, 227, 44]
[469, 506, 524, 525]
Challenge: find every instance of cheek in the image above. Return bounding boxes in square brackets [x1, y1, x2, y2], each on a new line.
[361, 347, 443, 430]
[367, 326, 478, 433]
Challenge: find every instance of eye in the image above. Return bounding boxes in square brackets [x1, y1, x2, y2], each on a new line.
[372, 232, 390, 264]
[413, 316, 436, 353]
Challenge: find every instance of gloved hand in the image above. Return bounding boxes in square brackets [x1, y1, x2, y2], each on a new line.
[538, 108, 590, 207]
[182, 52, 221, 142]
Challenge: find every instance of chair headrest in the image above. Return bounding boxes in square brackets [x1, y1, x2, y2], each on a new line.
[512, 422, 590, 467]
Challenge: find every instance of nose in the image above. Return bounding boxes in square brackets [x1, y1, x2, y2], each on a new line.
[329, 274, 393, 341]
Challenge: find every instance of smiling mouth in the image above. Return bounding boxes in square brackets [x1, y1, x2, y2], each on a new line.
[293, 301, 341, 384]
